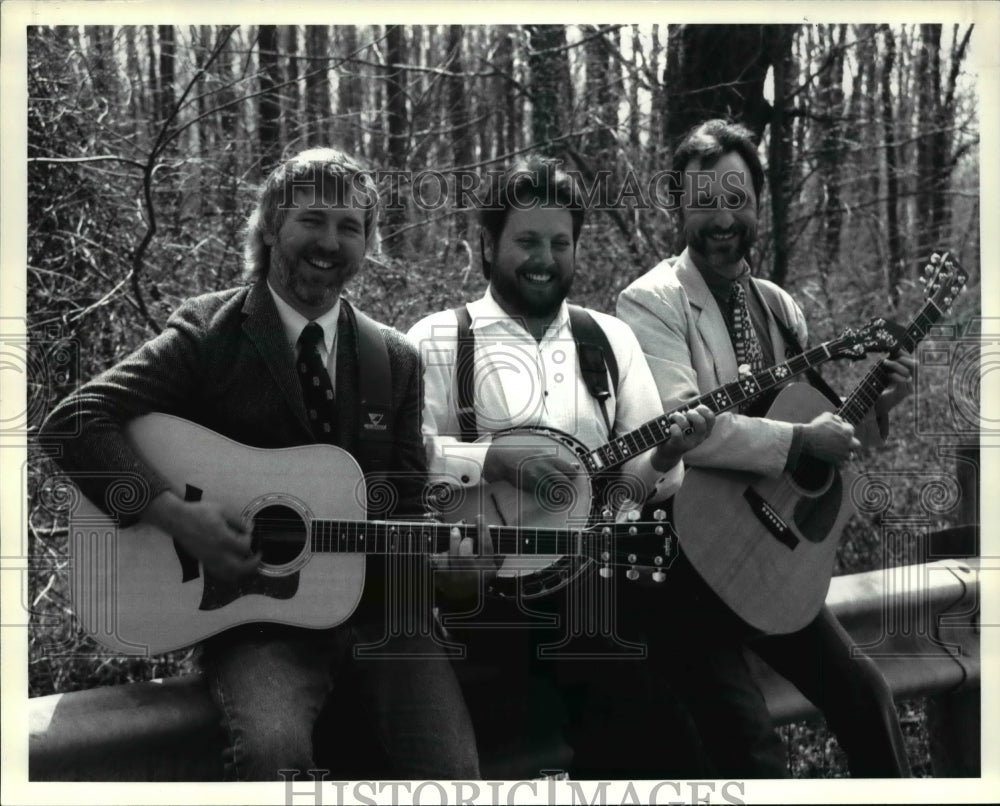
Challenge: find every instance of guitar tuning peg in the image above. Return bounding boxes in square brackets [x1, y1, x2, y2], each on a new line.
[653, 509, 666, 522]
[626, 509, 640, 522]
[601, 507, 613, 520]
[625, 549, 640, 580]
[651, 568, 666, 583]
[599, 564, 613, 579]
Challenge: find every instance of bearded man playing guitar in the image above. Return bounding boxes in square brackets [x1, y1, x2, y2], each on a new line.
[407, 157, 717, 778]
[616, 119, 918, 777]
[39, 148, 487, 781]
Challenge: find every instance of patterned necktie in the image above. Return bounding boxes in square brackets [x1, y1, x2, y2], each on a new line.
[729, 281, 765, 376]
[297, 322, 336, 442]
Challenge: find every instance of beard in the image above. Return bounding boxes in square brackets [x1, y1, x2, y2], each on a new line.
[269, 247, 360, 312]
[685, 220, 756, 271]
[489, 259, 574, 321]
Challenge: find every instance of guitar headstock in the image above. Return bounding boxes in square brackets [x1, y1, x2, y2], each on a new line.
[828, 317, 910, 361]
[922, 251, 968, 312]
[587, 509, 679, 583]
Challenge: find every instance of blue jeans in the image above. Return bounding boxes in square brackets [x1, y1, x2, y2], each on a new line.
[199, 619, 480, 781]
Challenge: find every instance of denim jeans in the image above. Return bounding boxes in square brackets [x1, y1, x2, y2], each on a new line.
[199, 618, 480, 781]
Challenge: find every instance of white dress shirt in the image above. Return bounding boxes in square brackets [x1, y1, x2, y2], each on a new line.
[407, 289, 683, 504]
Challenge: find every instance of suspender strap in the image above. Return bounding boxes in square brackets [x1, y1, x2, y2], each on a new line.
[452, 304, 478, 443]
[568, 305, 619, 437]
[344, 301, 395, 471]
[751, 280, 842, 407]
[452, 304, 621, 441]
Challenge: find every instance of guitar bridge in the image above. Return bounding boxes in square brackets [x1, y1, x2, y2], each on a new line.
[743, 487, 798, 550]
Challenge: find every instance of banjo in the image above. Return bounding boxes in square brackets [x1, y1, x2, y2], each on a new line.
[431, 317, 901, 598]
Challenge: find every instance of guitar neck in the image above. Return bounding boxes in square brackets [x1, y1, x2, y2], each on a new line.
[839, 299, 944, 426]
[310, 518, 592, 558]
[583, 340, 848, 474]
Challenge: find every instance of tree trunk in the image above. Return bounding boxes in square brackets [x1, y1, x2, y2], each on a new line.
[814, 25, 847, 280]
[527, 24, 571, 156]
[447, 25, 474, 240]
[285, 26, 302, 148]
[336, 26, 362, 154]
[583, 26, 617, 156]
[157, 25, 176, 124]
[880, 25, 903, 308]
[383, 25, 409, 255]
[765, 26, 796, 287]
[664, 24, 795, 145]
[258, 25, 282, 176]
[306, 26, 331, 148]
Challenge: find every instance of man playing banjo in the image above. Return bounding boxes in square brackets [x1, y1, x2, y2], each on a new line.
[407, 156, 715, 777]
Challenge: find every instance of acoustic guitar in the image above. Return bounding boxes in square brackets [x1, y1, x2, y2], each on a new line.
[65, 413, 676, 655]
[673, 253, 968, 634]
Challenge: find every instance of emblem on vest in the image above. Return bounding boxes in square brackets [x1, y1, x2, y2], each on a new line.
[363, 411, 387, 432]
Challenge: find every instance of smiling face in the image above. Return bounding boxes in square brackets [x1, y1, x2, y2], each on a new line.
[263, 183, 367, 318]
[681, 150, 758, 279]
[484, 206, 576, 323]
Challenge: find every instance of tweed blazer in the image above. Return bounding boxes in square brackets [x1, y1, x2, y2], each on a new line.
[40, 280, 426, 521]
[616, 250, 809, 478]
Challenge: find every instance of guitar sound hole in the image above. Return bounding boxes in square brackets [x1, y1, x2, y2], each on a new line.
[790, 456, 833, 494]
[251, 504, 307, 566]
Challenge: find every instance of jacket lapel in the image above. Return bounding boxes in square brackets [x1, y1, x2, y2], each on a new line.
[675, 251, 738, 384]
[240, 281, 314, 436]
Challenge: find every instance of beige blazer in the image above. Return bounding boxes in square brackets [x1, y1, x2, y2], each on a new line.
[616, 249, 810, 478]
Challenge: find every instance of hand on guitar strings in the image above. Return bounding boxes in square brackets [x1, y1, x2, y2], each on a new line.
[432, 514, 500, 602]
[144, 490, 261, 582]
[650, 404, 716, 471]
[875, 354, 917, 418]
[801, 411, 861, 466]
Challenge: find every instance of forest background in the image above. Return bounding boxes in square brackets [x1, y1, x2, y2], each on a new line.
[15, 17, 987, 778]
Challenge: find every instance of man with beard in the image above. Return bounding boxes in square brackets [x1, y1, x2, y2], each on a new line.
[406, 157, 716, 778]
[40, 148, 484, 781]
[616, 119, 917, 776]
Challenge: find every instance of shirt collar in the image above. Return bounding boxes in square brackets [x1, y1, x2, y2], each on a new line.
[267, 281, 340, 355]
[466, 287, 571, 339]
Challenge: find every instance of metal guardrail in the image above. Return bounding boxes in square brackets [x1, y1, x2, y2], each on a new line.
[28, 558, 980, 781]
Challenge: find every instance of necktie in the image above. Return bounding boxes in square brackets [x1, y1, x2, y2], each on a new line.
[729, 281, 765, 376]
[297, 322, 336, 442]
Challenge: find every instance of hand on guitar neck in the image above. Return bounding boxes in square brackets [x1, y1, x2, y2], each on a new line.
[873, 354, 917, 427]
[433, 514, 500, 602]
[650, 405, 716, 472]
[144, 490, 260, 582]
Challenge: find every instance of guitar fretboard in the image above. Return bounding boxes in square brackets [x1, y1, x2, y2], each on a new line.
[584, 341, 848, 474]
[309, 519, 597, 557]
[840, 298, 951, 426]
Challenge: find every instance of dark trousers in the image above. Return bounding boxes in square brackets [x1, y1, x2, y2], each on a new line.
[442, 569, 711, 780]
[617, 551, 911, 778]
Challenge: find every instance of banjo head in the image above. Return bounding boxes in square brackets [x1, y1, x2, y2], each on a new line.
[432, 427, 601, 599]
